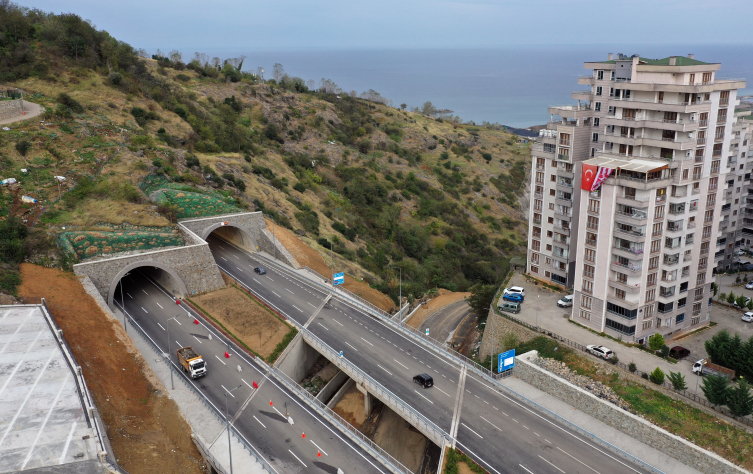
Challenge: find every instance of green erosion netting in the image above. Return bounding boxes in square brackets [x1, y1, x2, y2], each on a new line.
[58, 223, 183, 259]
[153, 189, 239, 219]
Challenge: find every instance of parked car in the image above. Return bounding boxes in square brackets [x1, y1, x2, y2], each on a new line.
[669, 346, 691, 360]
[413, 373, 433, 388]
[498, 302, 521, 314]
[557, 295, 574, 308]
[732, 297, 751, 309]
[254, 267, 267, 275]
[503, 286, 525, 297]
[503, 293, 524, 303]
[746, 282, 753, 290]
[586, 345, 614, 360]
[742, 264, 753, 272]
[743, 312, 753, 323]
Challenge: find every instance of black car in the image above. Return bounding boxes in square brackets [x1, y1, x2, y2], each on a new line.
[254, 267, 266, 275]
[413, 373, 433, 388]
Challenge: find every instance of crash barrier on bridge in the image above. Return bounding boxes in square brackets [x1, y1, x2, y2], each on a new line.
[298, 328, 449, 447]
[252, 253, 512, 382]
[38, 301, 128, 474]
[493, 308, 753, 430]
[117, 302, 277, 474]
[269, 368, 414, 474]
[514, 351, 747, 474]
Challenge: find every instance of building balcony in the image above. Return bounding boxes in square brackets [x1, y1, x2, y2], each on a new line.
[553, 224, 571, 235]
[611, 261, 642, 274]
[603, 116, 698, 133]
[616, 195, 650, 207]
[659, 289, 676, 299]
[666, 224, 684, 233]
[557, 154, 571, 162]
[613, 245, 645, 257]
[554, 211, 572, 220]
[615, 210, 648, 222]
[606, 295, 640, 310]
[532, 144, 555, 157]
[578, 76, 595, 85]
[609, 279, 641, 294]
[557, 169, 575, 179]
[614, 227, 646, 239]
[607, 97, 711, 114]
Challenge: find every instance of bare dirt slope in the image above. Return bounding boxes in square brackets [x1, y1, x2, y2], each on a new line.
[407, 290, 470, 329]
[191, 284, 289, 358]
[371, 408, 427, 473]
[266, 217, 395, 311]
[331, 383, 367, 429]
[17, 264, 206, 474]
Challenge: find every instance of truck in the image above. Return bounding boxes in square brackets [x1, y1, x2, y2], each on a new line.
[177, 347, 207, 379]
[691, 359, 734, 380]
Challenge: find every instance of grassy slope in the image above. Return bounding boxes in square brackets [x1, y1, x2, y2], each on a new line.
[1, 45, 529, 304]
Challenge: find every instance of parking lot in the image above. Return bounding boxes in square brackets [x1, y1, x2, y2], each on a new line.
[499, 273, 752, 396]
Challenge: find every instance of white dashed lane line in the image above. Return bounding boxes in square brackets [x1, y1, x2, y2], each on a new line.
[538, 455, 565, 473]
[480, 415, 502, 431]
[215, 355, 227, 365]
[308, 302, 317, 308]
[414, 390, 434, 404]
[126, 293, 132, 299]
[142, 289, 148, 295]
[286, 288, 294, 294]
[378, 365, 393, 376]
[460, 423, 483, 438]
[292, 305, 304, 313]
[393, 359, 409, 370]
[317, 322, 329, 331]
[345, 342, 358, 352]
[236, 267, 243, 272]
[158, 323, 165, 331]
[253, 416, 266, 428]
[271, 291, 281, 298]
[156, 303, 163, 309]
[333, 319, 343, 326]
[434, 387, 451, 397]
[360, 337, 374, 347]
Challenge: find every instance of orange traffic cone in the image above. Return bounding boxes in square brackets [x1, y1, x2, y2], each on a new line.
[270, 400, 273, 406]
[193, 318, 199, 325]
[225, 352, 230, 358]
[302, 432, 306, 438]
[317, 451, 321, 457]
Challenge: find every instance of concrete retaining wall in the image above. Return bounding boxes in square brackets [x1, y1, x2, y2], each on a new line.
[327, 378, 355, 409]
[0, 99, 22, 120]
[316, 369, 349, 404]
[274, 333, 321, 383]
[515, 350, 746, 474]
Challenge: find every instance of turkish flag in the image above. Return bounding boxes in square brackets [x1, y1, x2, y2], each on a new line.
[581, 163, 598, 191]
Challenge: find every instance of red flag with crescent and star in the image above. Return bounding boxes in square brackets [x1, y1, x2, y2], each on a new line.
[581, 163, 597, 190]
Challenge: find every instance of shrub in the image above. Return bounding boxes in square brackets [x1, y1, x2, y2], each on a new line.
[176, 73, 190, 82]
[701, 374, 729, 406]
[660, 345, 670, 358]
[57, 93, 84, 113]
[108, 72, 123, 85]
[726, 380, 753, 417]
[293, 182, 306, 193]
[15, 140, 31, 157]
[628, 362, 637, 373]
[641, 373, 649, 380]
[648, 333, 665, 352]
[667, 371, 688, 391]
[0, 217, 29, 264]
[608, 355, 619, 365]
[649, 367, 665, 385]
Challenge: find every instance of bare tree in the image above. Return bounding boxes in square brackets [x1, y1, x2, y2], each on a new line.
[137, 48, 149, 58]
[273, 63, 285, 82]
[169, 49, 182, 63]
[211, 57, 221, 69]
[307, 79, 315, 90]
[155, 49, 164, 59]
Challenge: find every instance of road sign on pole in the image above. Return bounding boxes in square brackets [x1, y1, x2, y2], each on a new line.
[339, 350, 344, 358]
[333, 272, 344, 286]
[498, 349, 516, 373]
[425, 328, 430, 336]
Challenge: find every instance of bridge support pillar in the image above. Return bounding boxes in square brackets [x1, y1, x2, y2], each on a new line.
[355, 383, 373, 416]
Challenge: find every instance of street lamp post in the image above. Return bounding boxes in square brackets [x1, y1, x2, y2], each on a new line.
[536, 295, 540, 331]
[120, 272, 130, 333]
[329, 240, 334, 290]
[225, 384, 242, 474]
[392, 267, 402, 323]
[166, 316, 178, 390]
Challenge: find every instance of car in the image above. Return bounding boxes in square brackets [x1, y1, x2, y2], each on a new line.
[254, 267, 266, 275]
[743, 312, 753, 323]
[742, 264, 753, 272]
[413, 373, 433, 388]
[503, 293, 524, 303]
[669, 346, 691, 360]
[586, 345, 614, 360]
[498, 302, 521, 314]
[746, 282, 753, 290]
[732, 297, 751, 309]
[503, 286, 525, 298]
[557, 295, 574, 308]
[735, 249, 747, 256]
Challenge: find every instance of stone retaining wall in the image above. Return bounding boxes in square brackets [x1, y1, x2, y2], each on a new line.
[515, 350, 746, 474]
[0, 99, 22, 120]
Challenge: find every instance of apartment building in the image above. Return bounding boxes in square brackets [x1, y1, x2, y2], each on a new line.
[716, 110, 753, 269]
[527, 53, 746, 343]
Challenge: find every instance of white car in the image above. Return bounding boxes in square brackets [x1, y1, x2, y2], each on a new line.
[503, 286, 525, 298]
[733, 297, 752, 309]
[743, 312, 753, 323]
[746, 282, 753, 290]
[586, 345, 614, 360]
[557, 295, 574, 308]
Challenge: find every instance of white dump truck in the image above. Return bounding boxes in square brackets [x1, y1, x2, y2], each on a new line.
[177, 346, 206, 379]
[691, 359, 734, 380]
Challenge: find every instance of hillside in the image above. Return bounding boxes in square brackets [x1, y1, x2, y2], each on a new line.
[0, 3, 530, 305]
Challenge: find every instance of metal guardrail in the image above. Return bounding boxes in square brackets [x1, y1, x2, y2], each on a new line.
[118, 303, 278, 474]
[298, 328, 448, 447]
[270, 368, 413, 474]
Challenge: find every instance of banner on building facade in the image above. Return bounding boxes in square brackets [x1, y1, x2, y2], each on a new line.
[581, 163, 613, 191]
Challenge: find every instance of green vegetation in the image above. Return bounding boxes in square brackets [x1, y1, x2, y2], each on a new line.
[648, 367, 665, 385]
[667, 371, 687, 391]
[701, 374, 730, 407]
[443, 448, 485, 474]
[58, 227, 183, 259]
[704, 330, 753, 382]
[153, 189, 239, 219]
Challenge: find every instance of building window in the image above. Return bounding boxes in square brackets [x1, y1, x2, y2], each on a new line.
[588, 199, 600, 214]
[647, 272, 657, 287]
[581, 295, 592, 309]
[596, 86, 602, 96]
[579, 310, 591, 321]
[592, 133, 599, 143]
[694, 287, 704, 300]
[582, 279, 593, 294]
[583, 264, 595, 279]
[532, 240, 540, 251]
[531, 266, 539, 274]
[606, 319, 636, 335]
[676, 313, 685, 324]
[645, 288, 655, 302]
[595, 102, 601, 112]
[642, 320, 653, 330]
[655, 205, 665, 219]
[585, 248, 596, 263]
[649, 256, 659, 269]
[594, 117, 600, 127]
[587, 216, 599, 229]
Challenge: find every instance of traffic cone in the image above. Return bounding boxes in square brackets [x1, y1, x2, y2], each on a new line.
[193, 318, 199, 325]
[302, 432, 306, 438]
[176, 299, 180, 305]
[225, 352, 230, 358]
[317, 451, 321, 457]
[270, 400, 273, 406]
[253, 381, 258, 389]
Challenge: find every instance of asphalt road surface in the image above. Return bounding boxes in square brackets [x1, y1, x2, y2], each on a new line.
[116, 268, 388, 474]
[208, 235, 656, 474]
[418, 300, 472, 346]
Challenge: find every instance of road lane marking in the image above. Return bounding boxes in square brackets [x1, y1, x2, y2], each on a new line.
[545, 439, 551, 444]
[221, 385, 236, 398]
[272, 406, 284, 417]
[141, 307, 148, 313]
[317, 322, 329, 331]
[460, 423, 483, 438]
[378, 365, 393, 376]
[522, 424, 529, 430]
[174, 318, 182, 325]
[175, 340, 181, 348]
[157, 323, 165, 331]
[474, 394, 480, 399]
[266, 276, 274, 281]
[142, 289, 148, 295]
[480, 416, 502, 431]
[289, 450, 307, 467]
[156, 303, 163, 309]
[441, 374, 447, 378]
[221, 257, 227, 261]
[414, 390, 434, 404]
[539, 455, 565, 473]
[234, 255, 239, 259]
[333, 319, 343, 326]
[218, 245, 224, 249]
[292, 305, 303, 313]
[126, 293, 132, 299]
[253, 415, 266, 428]
[512, 419, 518, 423]
[286, 288, 294, 294]
[434, 387, 451, 397]
[519, 465, 534, 474]
[215, 355, 227, 365]
[492, 406, 499, 411]
[241, 379, 253, 389]
[236, 267, 243, 272]
[308, 302, 317, 308]
[483, 400, 489, 404]
[253, 278, 260, 284]
[345, 342, 358, 352]
[533, 432, 540, 437]
[271, 291, 281, 298]
[393, 359, 409, 370]
[360, 337, 374, 347]
[310, 440, 328, 456]
[193, 335, 202, 344]
[557, 447, 600, 473]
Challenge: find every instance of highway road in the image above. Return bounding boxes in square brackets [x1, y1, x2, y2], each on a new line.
[417, 300, 472, 346]
[116, 268, 390, 474]
[208, 235, 656, 474]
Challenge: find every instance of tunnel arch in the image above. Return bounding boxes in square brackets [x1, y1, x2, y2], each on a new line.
[201, 222, 259, 253]
[107, 260, 189, 309]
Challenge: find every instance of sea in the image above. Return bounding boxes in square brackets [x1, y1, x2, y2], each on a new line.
[229, 44, 753, 129]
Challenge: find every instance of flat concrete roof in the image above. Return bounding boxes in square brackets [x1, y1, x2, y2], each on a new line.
[0, 305, 107, 473]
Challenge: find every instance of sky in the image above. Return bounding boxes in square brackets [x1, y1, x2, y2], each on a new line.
[17, 0, 753, 54]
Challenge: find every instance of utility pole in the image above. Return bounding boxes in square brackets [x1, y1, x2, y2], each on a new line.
[330, 240, 334, 289]
[225, 384, 242, 474]
[536, 295, 540, 331]
[392, 267, 402, 323]
[166, 316, 178, 390]
[490, 304, 495, 372]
